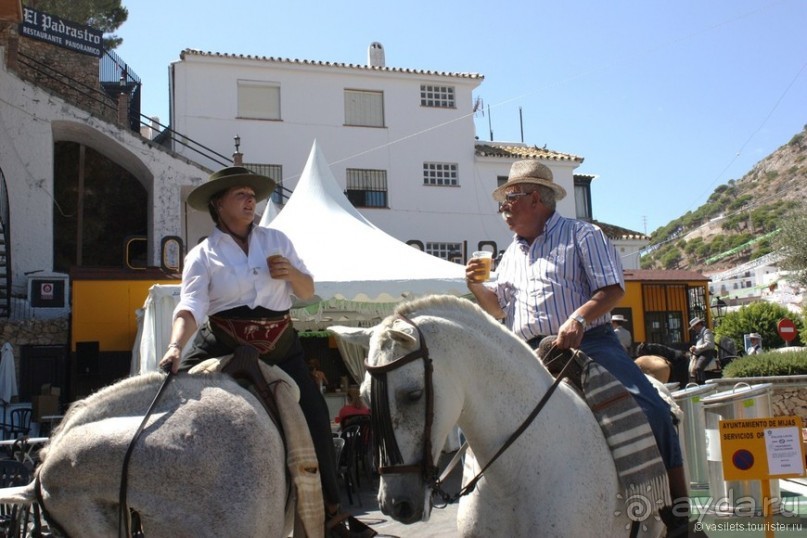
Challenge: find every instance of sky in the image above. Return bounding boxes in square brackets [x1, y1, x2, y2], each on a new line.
[115, 0, 807, 235]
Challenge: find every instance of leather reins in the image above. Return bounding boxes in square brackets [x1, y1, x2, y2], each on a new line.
[364, 315, 578, 507]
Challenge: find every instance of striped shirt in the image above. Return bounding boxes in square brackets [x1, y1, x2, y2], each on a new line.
[487, 212, 624, 341]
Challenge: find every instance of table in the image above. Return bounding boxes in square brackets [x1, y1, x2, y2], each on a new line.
[0, 437, 48, 466]
[38, 414, 64, 436]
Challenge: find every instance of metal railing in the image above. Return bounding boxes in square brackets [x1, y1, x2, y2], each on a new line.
[0, 169, 11, 318]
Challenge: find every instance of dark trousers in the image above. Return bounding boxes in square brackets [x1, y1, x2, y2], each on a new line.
[181, 326, 341, 505]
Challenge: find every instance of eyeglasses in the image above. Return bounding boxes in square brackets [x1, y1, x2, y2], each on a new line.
[498, 191, 530, 211]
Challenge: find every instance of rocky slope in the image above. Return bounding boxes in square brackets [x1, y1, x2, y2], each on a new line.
[642, 124, 807, 273]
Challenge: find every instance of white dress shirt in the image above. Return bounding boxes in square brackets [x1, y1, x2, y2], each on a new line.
[174, 226, 311, 327]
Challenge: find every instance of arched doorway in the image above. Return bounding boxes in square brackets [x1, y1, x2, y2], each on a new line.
[52, 141, 147, 271]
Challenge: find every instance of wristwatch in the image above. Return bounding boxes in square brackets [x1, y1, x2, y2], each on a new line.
[569, 314, 588, 330]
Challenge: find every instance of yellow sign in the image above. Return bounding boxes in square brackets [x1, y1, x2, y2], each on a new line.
[719, 416, 805, 480]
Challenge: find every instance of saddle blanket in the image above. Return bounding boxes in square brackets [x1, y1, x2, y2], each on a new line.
[581, 355, 671, 510]
[189, 356, 324, 538]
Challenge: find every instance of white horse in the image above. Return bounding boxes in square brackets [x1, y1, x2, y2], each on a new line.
[336, 295, 666, 538]
[0, 372, 289, 538]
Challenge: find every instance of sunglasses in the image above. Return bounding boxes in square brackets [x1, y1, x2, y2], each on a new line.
[498, 191, 530, 211]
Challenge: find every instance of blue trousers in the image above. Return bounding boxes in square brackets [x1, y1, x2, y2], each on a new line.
[580, 324, 683, 469]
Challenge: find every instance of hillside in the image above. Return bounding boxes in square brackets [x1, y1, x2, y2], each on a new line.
[641, 124, 807, 274]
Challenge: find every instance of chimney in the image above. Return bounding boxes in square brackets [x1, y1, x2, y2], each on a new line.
[367, 42, 385, 68]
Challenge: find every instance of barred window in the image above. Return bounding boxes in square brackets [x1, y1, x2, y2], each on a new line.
[426, 242, 463, 262]
[237, 81, 280, 120]
[423, 162, 459, 186]
[344, 89, 384, 127]
[244, 163, 284, 204]
[346, 168, 388, 208]
[420, 85, 455, 108]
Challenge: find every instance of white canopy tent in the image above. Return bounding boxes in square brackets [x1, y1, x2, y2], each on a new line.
[133, 141, 467, 374]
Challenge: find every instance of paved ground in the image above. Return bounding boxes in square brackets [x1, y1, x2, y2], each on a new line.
[340, 452, 462, 538]
[338, 454, 807, 537]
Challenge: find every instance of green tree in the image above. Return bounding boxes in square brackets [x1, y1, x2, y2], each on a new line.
[28, 0, 128, 49]
[776, 206, 807, 288]
[716, 302, 803, 350]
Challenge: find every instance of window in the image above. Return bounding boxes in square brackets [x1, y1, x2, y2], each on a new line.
[346, 168, 387, 208]
[237, 81, 280, 120]
[244, 163, 284, 203]
[423, 162, 458, 186]
[420, 85, 455, 108]
[344, 89, 384, 127]
[426, 242, 463, 262]
[574, 175, 593, 221]
[496, 175, 508, 189]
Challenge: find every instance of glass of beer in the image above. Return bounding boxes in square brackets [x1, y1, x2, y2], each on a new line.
[470, 251, 493, 282]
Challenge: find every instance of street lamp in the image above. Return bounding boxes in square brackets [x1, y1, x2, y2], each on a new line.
[711, 296, 728, 326]
[232, 135, 242, 165]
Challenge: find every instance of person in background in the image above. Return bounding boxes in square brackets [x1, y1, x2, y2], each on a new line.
[610, 314, 633, 355]
[336, 386, 371, 429]
[746, 333, 763, 355]
[308, 358, 329, 391]
[465, 159, 689, 533]
[688, 317, 720, 383]
[159, 166, 374, 538]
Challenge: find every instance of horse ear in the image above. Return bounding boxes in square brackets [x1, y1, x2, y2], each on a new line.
[388, 318, 419, 346]
[327, 325, 374, 349]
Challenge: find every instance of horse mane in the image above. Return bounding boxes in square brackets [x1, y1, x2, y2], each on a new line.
[393, 294, 505, 333]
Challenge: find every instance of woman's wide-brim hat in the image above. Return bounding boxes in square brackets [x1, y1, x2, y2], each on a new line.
[186, 166, 276, 211]
[492, 160, 567, 202]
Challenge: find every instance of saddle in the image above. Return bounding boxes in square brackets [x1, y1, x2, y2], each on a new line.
[222, 346, 284, 434]
[189, 347, 324, 538]
[535, 338, 671, 511]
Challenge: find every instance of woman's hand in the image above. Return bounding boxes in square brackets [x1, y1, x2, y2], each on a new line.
[159, 346, 181, 374]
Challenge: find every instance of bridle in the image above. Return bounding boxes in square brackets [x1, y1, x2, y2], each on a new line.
[364, 315, 578, 506]
[364, 316, 437, 482]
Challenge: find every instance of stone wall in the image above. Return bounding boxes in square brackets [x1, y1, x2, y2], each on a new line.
[0, 21, 117, 123]
[0, 317, 69, 392]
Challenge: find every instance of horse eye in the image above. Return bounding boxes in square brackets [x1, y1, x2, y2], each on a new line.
[407, 389, 423, 402]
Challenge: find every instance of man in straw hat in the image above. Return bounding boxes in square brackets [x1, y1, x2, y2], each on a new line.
[747, 332, 763, 355]
[465, 160, 690, 533]
[160, 166, 375, 537]
[610, 314, 632, 354]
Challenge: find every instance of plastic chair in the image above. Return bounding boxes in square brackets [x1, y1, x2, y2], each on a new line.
[339, 414, 374, 506]
[339, 424, 362, 506]
[4, 409, 31, 440]
[0, 459, 33, 537]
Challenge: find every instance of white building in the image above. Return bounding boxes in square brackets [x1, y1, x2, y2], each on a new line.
[169, 43, 605, 261]
[706, 252, 804, 312]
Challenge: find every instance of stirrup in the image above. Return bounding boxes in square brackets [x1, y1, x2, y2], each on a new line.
[325, 511, 377, 538]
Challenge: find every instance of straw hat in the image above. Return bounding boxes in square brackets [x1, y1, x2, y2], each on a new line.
[186, 166, 276, 211]
[611, 314, 627, 322]
[689, 317, 704, 329]
[492, 160, 567, 202]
